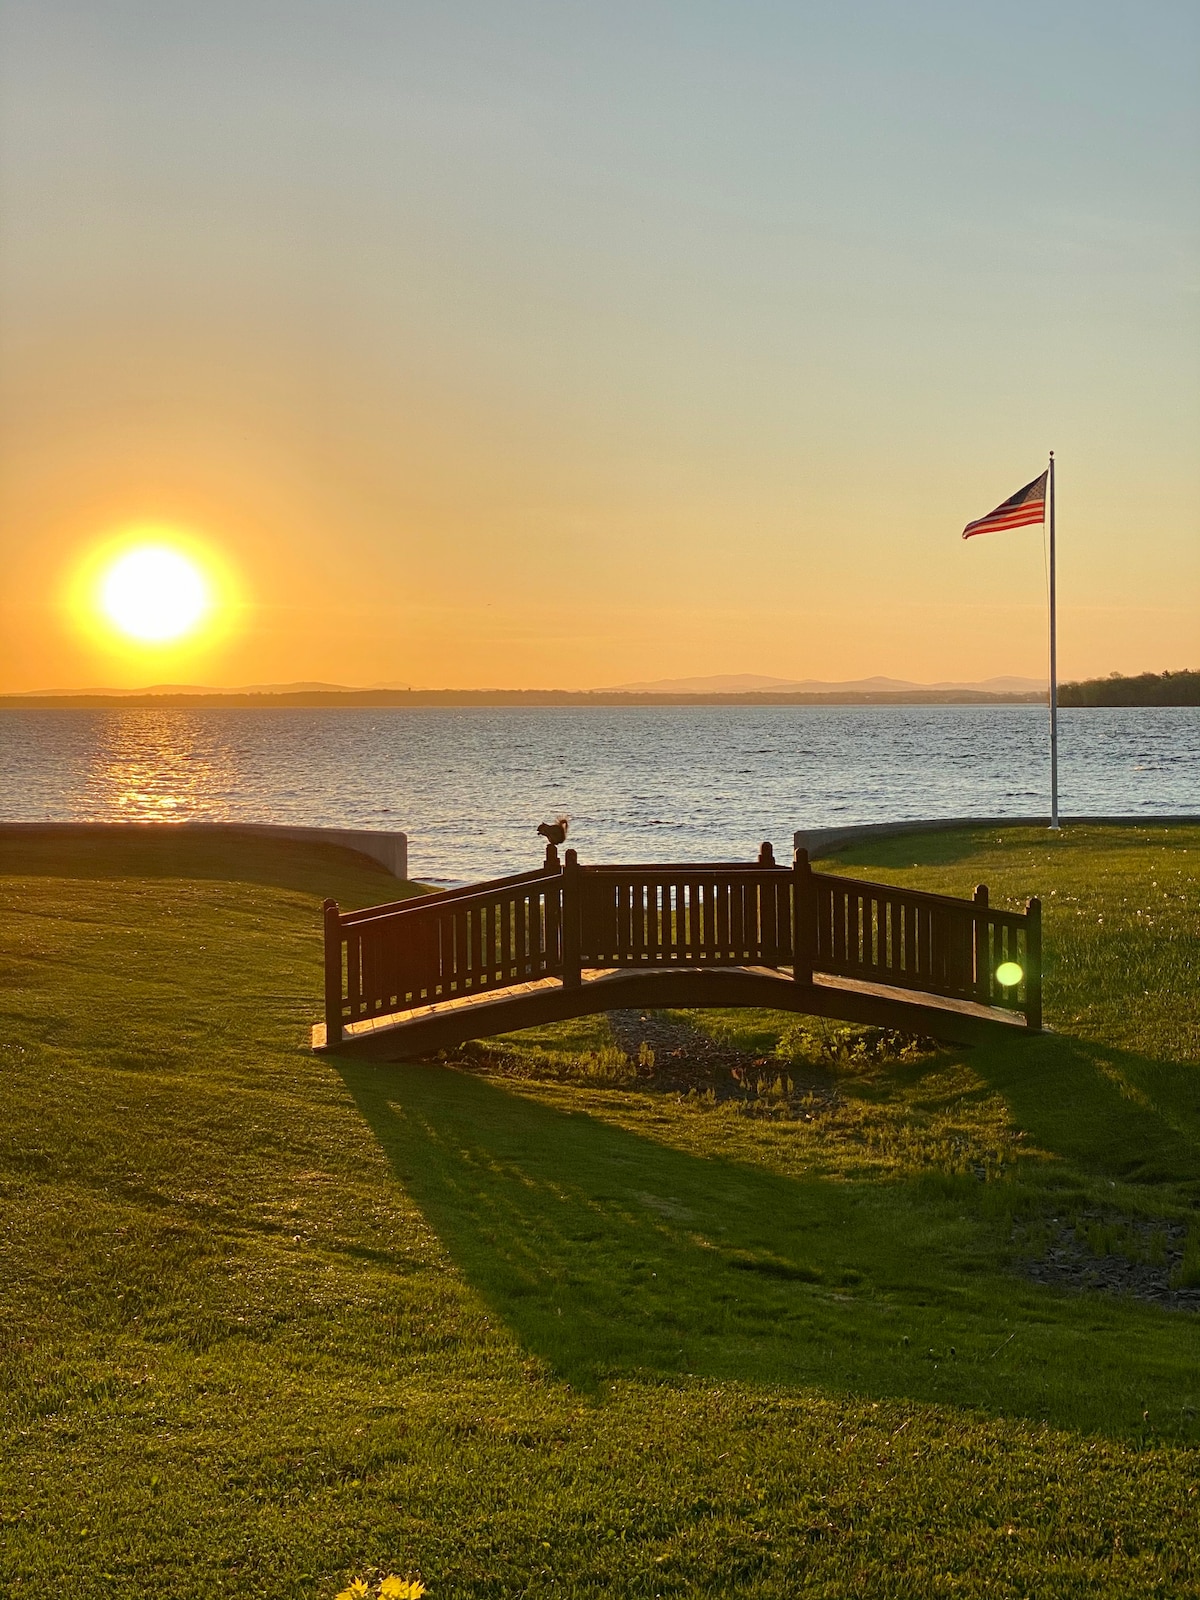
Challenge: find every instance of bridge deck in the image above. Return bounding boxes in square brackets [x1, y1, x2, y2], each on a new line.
[311, 963, 1026, 1060]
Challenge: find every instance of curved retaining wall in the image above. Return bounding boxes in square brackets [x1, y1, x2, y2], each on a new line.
[794, 815, 1200, 857]
[0, 820, 408, 880]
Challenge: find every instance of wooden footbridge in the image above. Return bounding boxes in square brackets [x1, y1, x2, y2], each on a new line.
[312, 843, 1041, 1058]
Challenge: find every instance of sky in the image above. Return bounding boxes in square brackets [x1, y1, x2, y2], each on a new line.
[1, 0, 1197, 691]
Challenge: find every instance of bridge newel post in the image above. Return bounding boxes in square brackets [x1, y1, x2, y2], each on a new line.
[1024, 896, 1043, 1033]
[972, 884, 990, 1003]
[792, 847, 815, 985]
[322, 898, 344, 1048]
[561, 848, 582, 989]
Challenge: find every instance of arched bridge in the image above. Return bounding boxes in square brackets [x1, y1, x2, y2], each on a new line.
[312, 843, 1041, 1059]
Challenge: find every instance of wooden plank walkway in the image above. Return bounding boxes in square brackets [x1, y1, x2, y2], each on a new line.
[311, 962, 1026, 1060]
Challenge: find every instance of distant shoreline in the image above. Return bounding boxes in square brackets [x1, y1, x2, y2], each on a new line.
[4, 667, 1196, 709]
[0, 688, 1049, 710]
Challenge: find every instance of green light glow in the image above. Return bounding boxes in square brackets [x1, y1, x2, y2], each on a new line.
[995, 960, 1023, 987]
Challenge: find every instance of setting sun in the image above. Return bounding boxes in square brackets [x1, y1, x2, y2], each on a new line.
[99, 545, 211, 643]
[64, 525, 241, 665]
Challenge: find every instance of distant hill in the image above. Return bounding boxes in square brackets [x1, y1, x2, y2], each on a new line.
[598, 673, 800, 693]
[6, 680, 358, 698]
[600, 673, 1046, 696]
[1059, 669, 1200, 707]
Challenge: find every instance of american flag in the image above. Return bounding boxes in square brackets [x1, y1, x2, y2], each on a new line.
[962, 470, 1048, 539]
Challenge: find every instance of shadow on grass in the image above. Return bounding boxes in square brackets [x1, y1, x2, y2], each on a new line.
[338, 1058, 1200, 1440]
[969, 1031, 1200, 1194]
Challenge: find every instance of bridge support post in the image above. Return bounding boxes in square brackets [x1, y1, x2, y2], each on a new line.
[323, 898, 344, 1047]
[1025, 896, 1043, 1032]
[792, 847, 814, 984]
[972, 884, 990, 1004]
[561, 848, 582, 988]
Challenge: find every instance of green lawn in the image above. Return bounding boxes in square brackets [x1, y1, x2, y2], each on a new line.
[2, 824, 1198, 1598]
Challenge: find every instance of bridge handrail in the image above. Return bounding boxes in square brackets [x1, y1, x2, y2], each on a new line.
[338, 865, 558, 926]
[813, 868, 1001, 916]
[580, 862, 793, 876]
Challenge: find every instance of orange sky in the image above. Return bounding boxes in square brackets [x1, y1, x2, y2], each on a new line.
[1, 2, 1196, 692]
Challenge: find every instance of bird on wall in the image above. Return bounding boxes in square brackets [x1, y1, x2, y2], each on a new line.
[537, 816, 570, 865]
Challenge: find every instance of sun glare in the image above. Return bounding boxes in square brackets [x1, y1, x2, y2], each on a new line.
[94, 543, 214, 645]
[67, 525, 239, 663]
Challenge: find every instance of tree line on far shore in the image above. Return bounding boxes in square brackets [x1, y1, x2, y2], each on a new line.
[1059, 669, 1200, 706]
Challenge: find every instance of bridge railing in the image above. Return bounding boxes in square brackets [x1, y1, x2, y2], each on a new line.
[322, 847, 1041, 1044]
[811, 872, 1040, 1022]
[576, 861, 794, 972]
[326, 865, 564, 1039]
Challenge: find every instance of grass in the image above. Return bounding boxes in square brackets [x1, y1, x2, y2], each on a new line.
[1, 823, 1199, 1598]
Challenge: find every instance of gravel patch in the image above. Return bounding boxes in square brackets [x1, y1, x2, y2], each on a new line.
[606, 1009, 837, 1108]
[1018, 1212, 1200, 1312]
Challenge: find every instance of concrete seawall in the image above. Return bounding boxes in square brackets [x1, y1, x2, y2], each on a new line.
[0, 820, 409, 880]
[6, 816, 1197, 882]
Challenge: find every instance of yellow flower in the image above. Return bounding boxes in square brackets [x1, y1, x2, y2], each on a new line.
[335, 1580, 370, 1600]
[380, 1579, 426, 1599]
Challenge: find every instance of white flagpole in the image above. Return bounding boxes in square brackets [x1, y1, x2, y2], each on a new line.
[1048, 451, 1059, 829]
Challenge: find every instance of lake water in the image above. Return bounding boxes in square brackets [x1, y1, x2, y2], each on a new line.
[1, 705, 1196, 882]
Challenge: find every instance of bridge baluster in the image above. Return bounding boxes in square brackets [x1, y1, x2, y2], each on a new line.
[562, 848, 582, 988]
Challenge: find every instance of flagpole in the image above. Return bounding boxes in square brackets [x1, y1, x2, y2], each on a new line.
[1048, 451, 1059, 830]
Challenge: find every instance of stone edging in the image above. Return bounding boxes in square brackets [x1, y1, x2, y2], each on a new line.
[0, 820, 408, 880]
[793, 815, 1200, 857]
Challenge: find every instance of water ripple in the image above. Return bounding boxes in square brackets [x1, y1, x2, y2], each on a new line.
[0, 704, 1196, 882]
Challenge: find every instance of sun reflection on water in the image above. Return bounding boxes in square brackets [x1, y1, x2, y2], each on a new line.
[79, 711, 237, 822]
